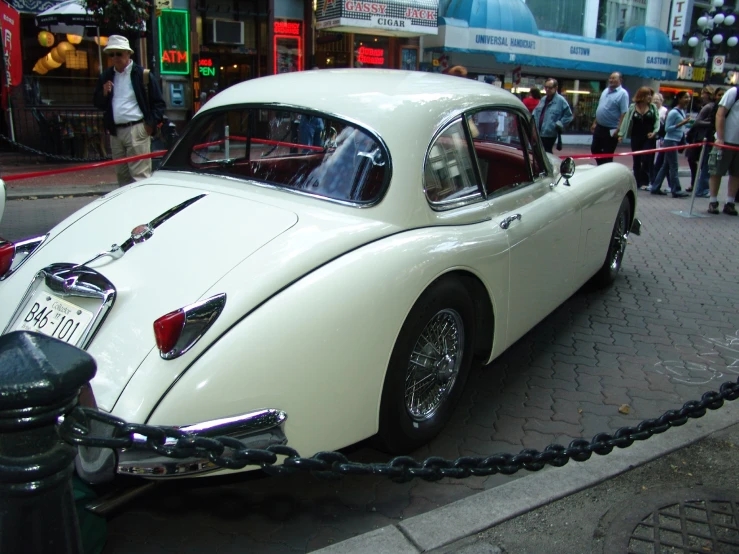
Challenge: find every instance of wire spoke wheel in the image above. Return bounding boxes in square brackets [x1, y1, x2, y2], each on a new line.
[404, 308, 464, 421]
[608, 207, 629, 272]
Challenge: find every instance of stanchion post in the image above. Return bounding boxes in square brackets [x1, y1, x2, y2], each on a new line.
[688, 142, 710, 216]
[0, 331, 96, 554]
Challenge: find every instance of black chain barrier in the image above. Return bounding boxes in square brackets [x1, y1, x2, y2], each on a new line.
[58, 377, 739, 483]
[0, 132, 112, 163]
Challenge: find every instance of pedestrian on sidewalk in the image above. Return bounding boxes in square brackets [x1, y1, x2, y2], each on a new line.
[93, 35, 165, 186]
[651, 93, 668, 181]
[523, 86, 541, 113]
[685, 86, 715, 193]
[649, 91, 691, 198]
[590, 72, 629, 165]
[692, 87, 724, 198]
[617, 86, 659, 190]
[532, 79, 573, 154]
[706, 85, 739, 215]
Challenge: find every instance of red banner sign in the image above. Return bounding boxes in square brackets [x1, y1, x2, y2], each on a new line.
[0, 1, 21, 109]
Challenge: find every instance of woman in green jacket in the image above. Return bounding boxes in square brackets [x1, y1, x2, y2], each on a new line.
[618, 87, 660, 190]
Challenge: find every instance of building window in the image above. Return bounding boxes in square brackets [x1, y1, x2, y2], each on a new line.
[596, 0, 646, 42]
[526, 0, 587, 36]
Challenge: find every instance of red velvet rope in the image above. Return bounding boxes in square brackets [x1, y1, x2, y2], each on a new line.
[566, 140, 739, 160]
[4, 141, 739, 183]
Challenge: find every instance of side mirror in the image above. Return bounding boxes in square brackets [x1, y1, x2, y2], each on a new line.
[557, 157, 575, 186]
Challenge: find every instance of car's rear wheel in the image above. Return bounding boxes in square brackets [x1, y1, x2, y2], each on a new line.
[593, 196, 631, 287]
[374, 277, 475, 454]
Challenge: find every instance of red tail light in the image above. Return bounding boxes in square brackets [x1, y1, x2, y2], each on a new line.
[0, 241, 15, 278]
[153, 309, 186, 355]
[152, 293, 227, 360]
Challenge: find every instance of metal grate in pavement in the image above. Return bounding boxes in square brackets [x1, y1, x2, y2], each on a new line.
[627, 498, 739, 553]
[602, 489, 739, 554]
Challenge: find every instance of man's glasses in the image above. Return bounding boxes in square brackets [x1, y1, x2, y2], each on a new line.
[110, 52, 125, 57]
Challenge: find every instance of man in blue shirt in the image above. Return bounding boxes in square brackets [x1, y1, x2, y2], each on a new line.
[532, 79, 573, 153]
[590, 72, 629, 165]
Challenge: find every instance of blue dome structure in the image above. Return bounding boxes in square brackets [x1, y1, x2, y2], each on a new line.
[622, 26, 676, 54]
[444, 0, 539, 34]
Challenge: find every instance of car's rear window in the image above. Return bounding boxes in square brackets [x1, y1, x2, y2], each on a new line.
[162, 106, 390, 205]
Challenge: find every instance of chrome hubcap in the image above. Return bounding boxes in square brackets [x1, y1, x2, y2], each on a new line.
[405, 309, 464, 421]
[609, 211, 628, 271]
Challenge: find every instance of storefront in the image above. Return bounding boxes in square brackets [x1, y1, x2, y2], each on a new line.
[423, 0, 679, 135]
[314, 0, 438, 69]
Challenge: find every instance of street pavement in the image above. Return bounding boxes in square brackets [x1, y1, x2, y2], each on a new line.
[0, 147, 737, 553]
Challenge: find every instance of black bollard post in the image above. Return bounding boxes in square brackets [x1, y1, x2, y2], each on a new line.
[0, 331, 96, 554]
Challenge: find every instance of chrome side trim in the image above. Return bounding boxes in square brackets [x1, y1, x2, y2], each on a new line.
[0, 234, 49, 281]
[77, 194, 207, 267]
[160, 292, 227, 360]
[3, 263, 116, 350]
[178, 408, 287, 436]
[116, 408, 288, 478]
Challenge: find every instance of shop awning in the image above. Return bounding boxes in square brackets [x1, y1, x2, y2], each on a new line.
[11, 0, 57, 14]
[315, 0, 438, 37]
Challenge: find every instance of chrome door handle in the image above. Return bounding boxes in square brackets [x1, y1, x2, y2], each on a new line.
[500, 214, 522, 230]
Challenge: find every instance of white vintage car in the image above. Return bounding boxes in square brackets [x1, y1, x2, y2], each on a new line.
[0, 70, 639, 482]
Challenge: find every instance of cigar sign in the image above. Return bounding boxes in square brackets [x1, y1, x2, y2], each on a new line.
[316, 0, 438, 36]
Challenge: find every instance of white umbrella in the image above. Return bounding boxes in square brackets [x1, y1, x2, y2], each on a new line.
[35, 0, 103, 74]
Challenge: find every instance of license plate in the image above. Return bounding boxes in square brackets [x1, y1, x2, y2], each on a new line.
[12, 292, 93, 345]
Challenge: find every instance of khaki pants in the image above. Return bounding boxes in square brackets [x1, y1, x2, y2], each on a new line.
[110, 122, 152, 186]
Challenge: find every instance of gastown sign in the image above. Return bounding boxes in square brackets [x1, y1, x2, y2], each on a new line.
[425, 26, 679, 78]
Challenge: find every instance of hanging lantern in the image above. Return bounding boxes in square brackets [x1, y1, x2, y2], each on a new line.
[56, 41, 76, 57]
[33, 61, 49, 75]
[37, 56, 53, 71]
[38, 30, 55, 48]
[44, 52, 62, 69]
[66, 33, 83, 45]
[50, 46, 66, 64]
[94, 36, 109, 47]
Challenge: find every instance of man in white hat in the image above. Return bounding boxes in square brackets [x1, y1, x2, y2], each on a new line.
[93, 35, 165, 185]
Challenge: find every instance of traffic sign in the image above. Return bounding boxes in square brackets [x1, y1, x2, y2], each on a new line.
[712, 55, 725, 74]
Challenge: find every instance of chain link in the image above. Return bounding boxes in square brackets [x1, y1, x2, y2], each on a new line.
[0, 132, 112, 163]
[58, 378, 739, 482]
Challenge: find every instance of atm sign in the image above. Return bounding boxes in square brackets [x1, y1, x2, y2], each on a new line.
[158, 9, 190, 75]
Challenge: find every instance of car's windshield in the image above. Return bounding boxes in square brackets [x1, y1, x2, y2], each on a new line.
[162, 106, 390, 205]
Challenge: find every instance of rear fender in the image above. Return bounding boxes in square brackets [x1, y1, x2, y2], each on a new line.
[132, 223, 509, 457]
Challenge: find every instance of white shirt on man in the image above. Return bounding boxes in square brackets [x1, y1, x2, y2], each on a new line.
[717, 86, 739, 144]
[112, 60, 144, 124]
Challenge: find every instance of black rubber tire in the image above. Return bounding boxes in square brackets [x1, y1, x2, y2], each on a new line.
[374, 277, 476, 454]
[593, 196, 631, 287]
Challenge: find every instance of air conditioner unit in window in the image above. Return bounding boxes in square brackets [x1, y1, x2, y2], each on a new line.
[208, 19, 244, 45]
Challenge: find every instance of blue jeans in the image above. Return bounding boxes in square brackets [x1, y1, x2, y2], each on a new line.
[695, 145, 711, 195]
[650, 139, 682, 193]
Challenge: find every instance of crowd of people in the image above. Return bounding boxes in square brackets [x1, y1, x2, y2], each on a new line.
[441, 65, 738, 217]
[92, 49, 738, 216]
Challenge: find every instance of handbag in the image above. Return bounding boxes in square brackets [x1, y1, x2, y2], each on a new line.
[686, 124, 707, 144]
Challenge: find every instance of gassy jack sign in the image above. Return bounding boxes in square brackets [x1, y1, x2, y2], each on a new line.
[316, 0, 438, 36]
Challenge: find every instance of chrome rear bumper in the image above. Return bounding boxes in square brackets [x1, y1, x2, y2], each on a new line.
[76, 408, 287, 483]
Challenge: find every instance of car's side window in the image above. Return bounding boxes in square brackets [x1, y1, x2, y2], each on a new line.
[467, 109, 531, 196]
[424, 120, 480, 205]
